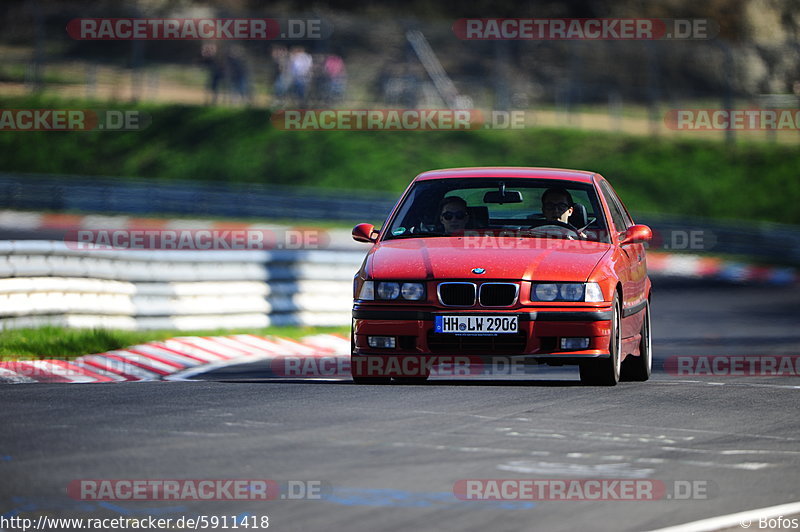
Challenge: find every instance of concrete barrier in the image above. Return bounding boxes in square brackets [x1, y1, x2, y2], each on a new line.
[0, 241, 364, 330]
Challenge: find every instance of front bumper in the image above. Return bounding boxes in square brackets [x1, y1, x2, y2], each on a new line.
[352, 305, 613, 362]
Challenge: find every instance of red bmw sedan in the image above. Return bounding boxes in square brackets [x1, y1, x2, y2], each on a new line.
[351, 167, 652, 386]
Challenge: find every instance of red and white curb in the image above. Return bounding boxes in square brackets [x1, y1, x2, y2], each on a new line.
[0, 333, 350, 384]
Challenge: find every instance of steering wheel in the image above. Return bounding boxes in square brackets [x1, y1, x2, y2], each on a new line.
[527, 219, 582, 238]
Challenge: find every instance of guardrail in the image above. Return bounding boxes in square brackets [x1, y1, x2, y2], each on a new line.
[0, 241, 364, 331]
[636, 213, 800, 266]
[1, 238, 796, 331]
[0, 172, 395, 223]
[3, 172, 800, 265]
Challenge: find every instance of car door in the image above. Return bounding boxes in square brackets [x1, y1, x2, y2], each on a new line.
[597, 178, 646, 339]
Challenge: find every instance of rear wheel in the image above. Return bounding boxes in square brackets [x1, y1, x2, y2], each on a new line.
[621, 300, 651, 381]
[580, 295, 621, 386]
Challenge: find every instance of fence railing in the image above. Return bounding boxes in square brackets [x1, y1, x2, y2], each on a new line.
[0, 240, 364, 330]
[3, 172, 800, 265]
[0, 172, 395, 223]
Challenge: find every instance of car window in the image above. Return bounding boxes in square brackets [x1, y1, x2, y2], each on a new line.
[448, 187, 598, 221]
[383, 177, 610, 242]
[599, 180, 631, 232]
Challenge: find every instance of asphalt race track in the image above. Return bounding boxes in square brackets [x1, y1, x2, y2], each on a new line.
[2, 280, 799, 532]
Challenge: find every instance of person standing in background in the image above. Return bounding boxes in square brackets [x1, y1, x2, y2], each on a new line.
[289, 46, 313, 107]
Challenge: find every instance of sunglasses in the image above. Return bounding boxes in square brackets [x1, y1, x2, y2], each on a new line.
[441, 211, 467, 221]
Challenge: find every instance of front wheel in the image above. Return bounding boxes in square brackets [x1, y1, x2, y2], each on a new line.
[580, 296, 621, 386]
[621, 300, 651, 381]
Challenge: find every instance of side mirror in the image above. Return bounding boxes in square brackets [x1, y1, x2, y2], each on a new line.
[352, 223, 378, 243]
[620, 224, 652, 246]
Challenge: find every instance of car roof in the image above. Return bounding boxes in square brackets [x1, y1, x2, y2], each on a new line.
[413, 167, 599, 184]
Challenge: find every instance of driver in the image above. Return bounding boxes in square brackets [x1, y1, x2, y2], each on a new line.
[438, 196, 470, 234]
[541, 187, 574, 223]
[539, 187, 587, 239]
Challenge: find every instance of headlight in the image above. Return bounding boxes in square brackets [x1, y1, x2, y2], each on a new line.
[534, 283, 559, 301]
[358, 280, 374, 300]
[359, 281, 426, 301]
[401, 282, 425, 300]
[377, 282, 401, 300]
[559, 284, 584, 301]
[532, 282, 605, 302]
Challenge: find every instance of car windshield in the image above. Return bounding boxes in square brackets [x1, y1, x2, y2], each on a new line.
[383, 178, 610, 242]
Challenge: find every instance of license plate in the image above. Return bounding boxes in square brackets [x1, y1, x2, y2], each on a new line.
[434, 315, 518, 335]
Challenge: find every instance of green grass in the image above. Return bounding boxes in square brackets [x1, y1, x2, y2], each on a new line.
[1, 95, 800, 225]
[0, 325, 349, 361]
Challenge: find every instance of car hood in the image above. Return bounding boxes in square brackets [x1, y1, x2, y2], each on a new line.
[366, 237, 612, 282]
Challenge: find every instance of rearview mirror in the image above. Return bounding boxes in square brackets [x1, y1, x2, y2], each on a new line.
[483, 190, 523, 204]
[352, 223, 378, 243]
[620, 224, 652, 246]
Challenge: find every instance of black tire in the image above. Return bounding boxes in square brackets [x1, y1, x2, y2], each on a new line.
[621, 300, 652, 382]
[580, 295, 621, 386]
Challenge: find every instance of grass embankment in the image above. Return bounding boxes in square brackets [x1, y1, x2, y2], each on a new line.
[1, 95, 799, 225]
[0, 326, 350, 361]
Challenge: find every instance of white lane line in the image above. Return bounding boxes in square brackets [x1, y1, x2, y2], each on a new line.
[660, 446, 800, 456]
[655, 379, 800, 390]
[665, 459, 773, 471]
[497, 460, 655, 479]
[646, 500, 800, 532]
[719, 382, 800, 390]
[391, 441, 551, 456]
[406, 409, 800, 443]
[543, 419, 800, 443]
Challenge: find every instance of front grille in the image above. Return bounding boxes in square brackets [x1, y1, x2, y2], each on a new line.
[427, 331, 527, 354]
[438, 283, 476, 306]
[479, 283, 518, 307]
